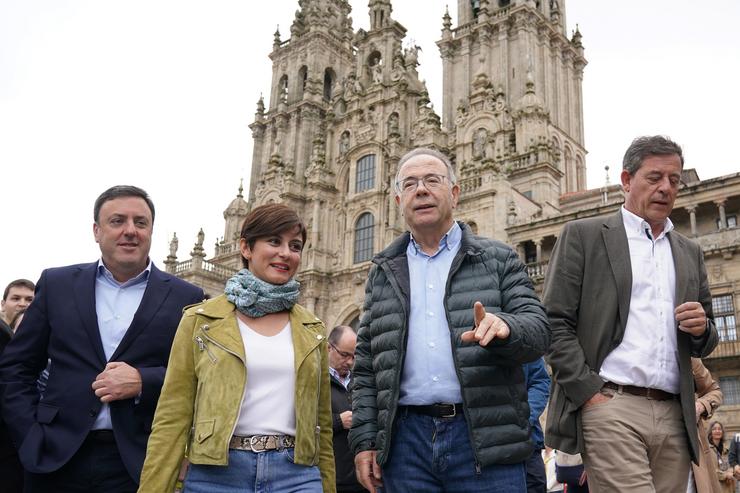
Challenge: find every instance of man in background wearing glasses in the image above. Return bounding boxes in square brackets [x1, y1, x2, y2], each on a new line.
[349, 147, 550, 492]
[328, 325, 362, 493]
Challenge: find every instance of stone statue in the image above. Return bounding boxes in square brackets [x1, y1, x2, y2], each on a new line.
[339, 131, 350, 155]
[387, 113, 399, 136]
[404, 45, 420, 68]
[391, 54, 405, 81]
[372, 63, 383, 85]
[473, 128, 488, 159]
[169, 233, 178, 258]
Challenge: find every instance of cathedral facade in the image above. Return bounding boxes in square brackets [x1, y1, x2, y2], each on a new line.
[167, 0, 740, 432]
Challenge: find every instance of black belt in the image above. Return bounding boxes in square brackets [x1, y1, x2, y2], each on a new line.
[403, 403, 463, 418]
[603, 382, 677, 401]
[87, 430, 116, 443]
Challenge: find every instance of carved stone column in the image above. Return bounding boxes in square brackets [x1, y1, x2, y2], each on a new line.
[534, 238, 543, 263]
[686, 205, 698, 237]
[715, 199, 727, 230]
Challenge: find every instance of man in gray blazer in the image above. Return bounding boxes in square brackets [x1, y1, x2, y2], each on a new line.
[544, 135, 718, 493]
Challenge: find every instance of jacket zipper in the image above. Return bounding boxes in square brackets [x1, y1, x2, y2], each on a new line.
[195, 335, 217, 363]
[379, 260, 410, 465]
[189, 380, 204, 448]
[199, 329, 247, 458]
[445, 249, 484, 474]
[313, 347, 321, 465]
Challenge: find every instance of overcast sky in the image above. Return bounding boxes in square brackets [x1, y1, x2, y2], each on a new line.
[1, 0, 739, 284]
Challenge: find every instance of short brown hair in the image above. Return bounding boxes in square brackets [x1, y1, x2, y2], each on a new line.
[3, 279, 35, 301]
[240, 203, 307, 269]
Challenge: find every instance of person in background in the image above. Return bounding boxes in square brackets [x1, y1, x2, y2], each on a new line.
[328, 325, 363, 493]
[0, 284, 29, 492]
[542, 447, 563, 493]
[525, 358, 550, 493]
[708, 421, 737, 493]
[138, 203, 335, 493]
[689, 358, 723, 493]
[0, 279, 34, 333]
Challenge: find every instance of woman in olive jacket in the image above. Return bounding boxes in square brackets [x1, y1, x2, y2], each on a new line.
[138, 204, 335, 493]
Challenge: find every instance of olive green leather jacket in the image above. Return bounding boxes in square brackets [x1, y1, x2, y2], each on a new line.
[138, 295, 335, 493]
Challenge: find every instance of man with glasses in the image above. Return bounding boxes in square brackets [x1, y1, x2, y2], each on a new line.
[349, 147, 550, 492]
[328, 325, 362, 493]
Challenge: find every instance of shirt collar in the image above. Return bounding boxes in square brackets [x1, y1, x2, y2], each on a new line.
[408, 222, 462, 257]
[329, 367, 351, 387]
[620, 206, 674, 240]
[97, 259, 152, 287]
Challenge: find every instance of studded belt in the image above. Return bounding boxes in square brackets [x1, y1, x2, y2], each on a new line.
[229, 434, 295, 452]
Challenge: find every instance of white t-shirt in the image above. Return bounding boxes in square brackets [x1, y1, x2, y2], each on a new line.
[234, 318, 296, 436]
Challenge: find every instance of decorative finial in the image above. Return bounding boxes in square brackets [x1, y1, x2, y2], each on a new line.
[604, 165, 610, 186]
[442, 5, 452, 30]
[237, 178, 244, 198]
[273, 25, 281, 46]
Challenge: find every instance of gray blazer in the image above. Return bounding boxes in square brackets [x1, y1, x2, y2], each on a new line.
[543, 210, 718, 463]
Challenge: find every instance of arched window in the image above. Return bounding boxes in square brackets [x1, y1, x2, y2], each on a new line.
[323, 68, 335, 101]
[278, 75, 288, 104]
[354, 213, 374, 263]
[298, 66, 308, 99]
[356, 154, 376, 192]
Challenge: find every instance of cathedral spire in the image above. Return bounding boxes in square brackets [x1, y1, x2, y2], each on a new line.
[368, 0, 393, 31]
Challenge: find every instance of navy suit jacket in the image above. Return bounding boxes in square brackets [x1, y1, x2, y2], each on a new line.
[0, 262, 203, 483]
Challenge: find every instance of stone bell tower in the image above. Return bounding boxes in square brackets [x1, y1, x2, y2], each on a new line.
[437, 0, 587, 238]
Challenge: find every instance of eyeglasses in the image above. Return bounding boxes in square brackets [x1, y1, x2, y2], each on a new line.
[329, 342, 354, 360]
[395, 173, 448, 193]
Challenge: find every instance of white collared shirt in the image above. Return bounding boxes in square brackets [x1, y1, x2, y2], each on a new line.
[598, 207, 680, 394]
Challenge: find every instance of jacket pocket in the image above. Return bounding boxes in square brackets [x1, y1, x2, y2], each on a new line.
[194, 419, 215, 443]
[36, 403, 60, 424]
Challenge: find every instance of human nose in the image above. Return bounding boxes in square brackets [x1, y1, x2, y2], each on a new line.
[414, 179, 430, 194]
[277, 243, 291, 257]
[122, 219, 137, 236]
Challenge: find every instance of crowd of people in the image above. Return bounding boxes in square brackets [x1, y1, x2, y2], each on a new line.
[0, 136, 738, 493]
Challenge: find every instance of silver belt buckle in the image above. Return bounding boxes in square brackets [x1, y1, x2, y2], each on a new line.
[249, 435, 267, 453]
[441, 403, 457, 418]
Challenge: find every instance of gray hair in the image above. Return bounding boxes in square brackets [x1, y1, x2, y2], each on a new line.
[328, 325, 356, 345]
[622, 136, 684, 175]
[395, 147, 456, 190]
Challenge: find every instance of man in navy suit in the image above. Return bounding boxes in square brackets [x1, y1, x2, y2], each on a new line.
[0, 185, 204, 492]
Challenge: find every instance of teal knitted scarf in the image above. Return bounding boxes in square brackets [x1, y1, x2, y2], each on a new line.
[224, 269, 300, 318]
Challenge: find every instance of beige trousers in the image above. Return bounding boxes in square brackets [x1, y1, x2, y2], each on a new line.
[580, 387, 691, 493]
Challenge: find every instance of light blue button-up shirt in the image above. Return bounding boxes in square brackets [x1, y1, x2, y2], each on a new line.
[91, 260, 150, 430]
[398, 222, 463, 405]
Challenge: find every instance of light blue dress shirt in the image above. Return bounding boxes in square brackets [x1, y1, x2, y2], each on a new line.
[398, 222, 463, 405]
[91, 260, 150, 430]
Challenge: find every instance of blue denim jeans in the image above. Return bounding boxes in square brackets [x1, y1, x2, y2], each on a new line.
[381, 409, 526, 493]
[184, 448, 323, 493]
